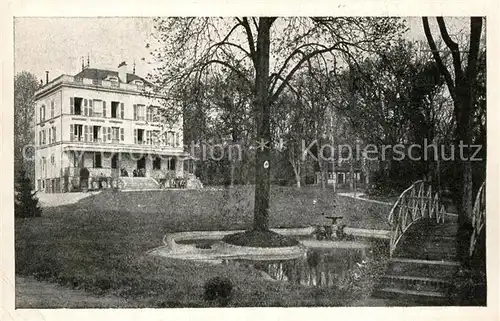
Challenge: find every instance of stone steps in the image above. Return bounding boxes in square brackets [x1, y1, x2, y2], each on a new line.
[372, 287, 452, 306]
[380, 274, 452, 293]
[372, 220, 460, 305]
[119, 177, 160, 190]
[385, 258, 459, 279]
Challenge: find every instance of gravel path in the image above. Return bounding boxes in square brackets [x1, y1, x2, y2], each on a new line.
[36, 191, 100, 207]
[14, 276, 132, 308]
[338, 192, 393, 205]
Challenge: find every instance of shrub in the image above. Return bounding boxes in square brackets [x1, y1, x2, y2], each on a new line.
[14, 168, 42, 218]
[203, 276, 233, 306]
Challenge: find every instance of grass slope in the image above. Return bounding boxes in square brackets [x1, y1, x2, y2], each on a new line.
[15, 186, 392, 307]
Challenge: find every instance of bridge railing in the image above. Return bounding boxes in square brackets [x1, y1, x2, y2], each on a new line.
[469, 181, 486, 257]
[387, 180, 446, 257]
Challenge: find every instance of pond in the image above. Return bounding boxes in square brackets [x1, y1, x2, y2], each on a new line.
[176, 235, 379, 286]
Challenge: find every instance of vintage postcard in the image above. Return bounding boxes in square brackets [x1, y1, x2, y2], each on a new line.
[1, 1, 499, 321]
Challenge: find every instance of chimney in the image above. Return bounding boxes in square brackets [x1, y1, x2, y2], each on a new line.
[118, 61, 127, 83]
[45, 71, 49, 84]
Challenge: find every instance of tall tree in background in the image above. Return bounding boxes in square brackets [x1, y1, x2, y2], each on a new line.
[14, 71, 40, 182]
[150, 17, 405, 232]
[422, 17, 484, 263]
[328, 40, 448, 192]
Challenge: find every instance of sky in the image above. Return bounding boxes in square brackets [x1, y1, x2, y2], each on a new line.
[14, 17, 470, 83]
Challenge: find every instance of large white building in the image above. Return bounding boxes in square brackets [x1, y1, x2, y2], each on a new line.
[34, 62, 190, 193]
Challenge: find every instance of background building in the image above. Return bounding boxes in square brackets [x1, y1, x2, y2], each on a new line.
[34, 62, 189, 192]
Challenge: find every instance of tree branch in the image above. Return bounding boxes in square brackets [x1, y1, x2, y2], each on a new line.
[422, 17, 456, 100]
[270, 42, 360, 104]
[466, 17, 483, 81]
[196, 59, 253, 89]
[238, 18, 257, 66]
[205, 41, 252, 59]
[436, 17, 463, 82]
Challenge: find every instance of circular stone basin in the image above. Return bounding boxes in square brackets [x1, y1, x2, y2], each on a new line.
[213, 241, 307, 261]
[176, 239, 217, 249]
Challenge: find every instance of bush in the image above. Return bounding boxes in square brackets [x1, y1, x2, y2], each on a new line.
[14, 168, 42, 218]
[203, 276, 233, 306]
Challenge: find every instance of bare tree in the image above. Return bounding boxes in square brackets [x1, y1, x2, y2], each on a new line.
[422, 17, 484, 262]
[150, 17, 406, 231]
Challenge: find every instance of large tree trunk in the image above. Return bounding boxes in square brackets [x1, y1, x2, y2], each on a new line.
[253, 18, 273, 231]
[422, 18, 483, 264]
[455, 94, 475, 265]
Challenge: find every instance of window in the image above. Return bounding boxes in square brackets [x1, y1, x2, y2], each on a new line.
[168, 157, 176, 171]
[50, 154, 55, 165]
[111, 101, 119, 118]
[337, 173, 345, 185]
[93, 126, 101, 142]
[175, 132, 180, 147]
[134, 104, 145, 121]
[93, 100, 103, 117]
[40, 105, 46, 122]
[108, 76, 119, 87]
[168, 132, 175, 146]
[39, 131, 42, 146]
[94, 152, 102, 168]
[112, 127, 120, 142]
[146, 107, 152, 122]
[48, 128, 52, 144]
[135, 129, 145, 144]
[42, 130, 46, 145]
[146, 130, 152, 145]
[111, 154, 118, 169]
[52, 127, 56, 143]
[71, 124, 83, 141]
[71, 97, 83, 115]
[42, 157, 47, 177]
[51, 101, 55, 118]
[153, 156, 161, 170]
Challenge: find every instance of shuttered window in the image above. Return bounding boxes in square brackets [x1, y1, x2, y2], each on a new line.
[89, 125, 94, 142]
[103, 101, 107, 117]
[120, 128, 124, 142]
[70, 124, 74, 141]
[70, 97, 74, 114]
[84, 125, 88, 141]
[89, 99, 93, 117]
[84, 99, 88, 116]
[120, 103, 124, 119]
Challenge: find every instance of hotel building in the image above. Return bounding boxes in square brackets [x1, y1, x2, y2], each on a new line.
[34, 62, 190, 192]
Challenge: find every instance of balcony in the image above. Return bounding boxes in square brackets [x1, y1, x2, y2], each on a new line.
[65, 166, 120, 178]
[64, 75, 145, 92]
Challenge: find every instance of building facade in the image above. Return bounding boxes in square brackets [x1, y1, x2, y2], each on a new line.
[34, 63, 189, 193]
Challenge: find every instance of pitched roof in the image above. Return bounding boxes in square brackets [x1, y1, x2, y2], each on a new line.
[74, 68, 152, 86]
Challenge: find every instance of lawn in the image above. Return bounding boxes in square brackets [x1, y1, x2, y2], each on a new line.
[15, 186, 392, 307]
